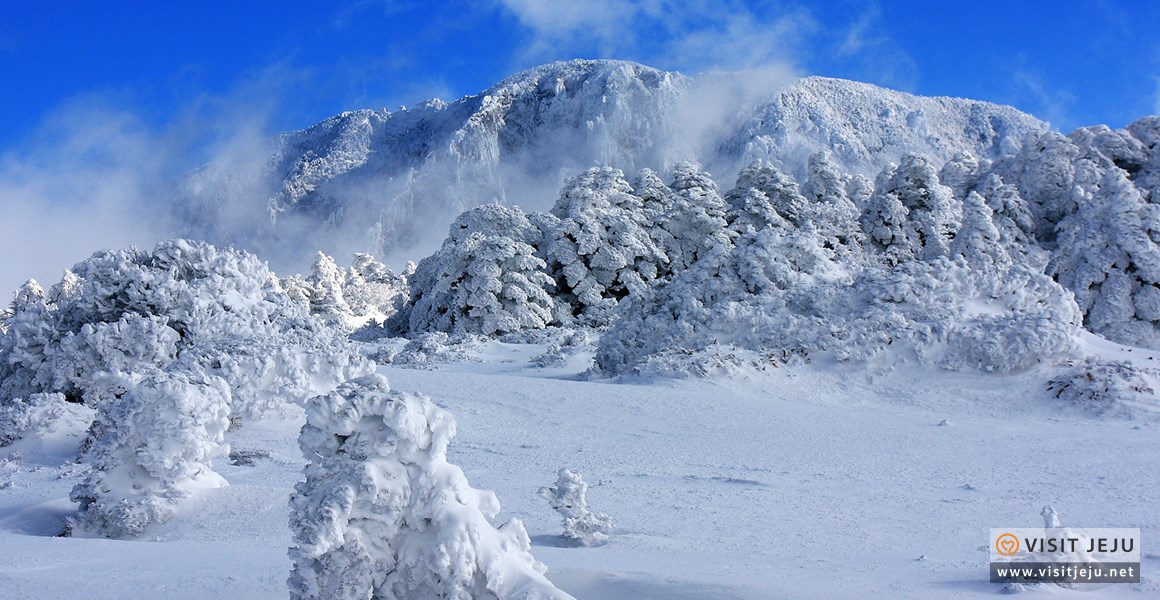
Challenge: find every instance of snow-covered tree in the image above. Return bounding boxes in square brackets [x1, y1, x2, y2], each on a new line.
[308, 252, 352, 322]
[289, 374, 573, 600]
[655, 162, 732, 273]
[974, 173, 1036, 250]
[68, 371, 232, 538]
[541, 167, 668, 321]
[0, 240, 371, 537]
[996, 131, 1082, 242]
[1049, 166, 1160, 347]
[9, 279, 45, 314]
[862, 155, 959, 263]
[724, 161, 795, 234]
[401, 204, 559, 335]
[539, 468, 613, 546]
[952, 191, 1011, 270]
[937, 153, 983, 201]
[0, 239, 370, 425]
[860, 167, 913, 264]
[342, 253, 409, 322]
[801, 151, 864, 255]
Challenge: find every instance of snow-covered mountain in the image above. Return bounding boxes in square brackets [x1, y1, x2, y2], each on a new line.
[180, 59, 1047, 266]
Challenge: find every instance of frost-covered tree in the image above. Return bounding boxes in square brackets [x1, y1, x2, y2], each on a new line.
[9, 279, 45, 314]
[974, 173, 1036, 250]
[862, 155, 959, 263]
[308, 252, 352, 322]
[937, 153, 985, 201]
[655, 162, 732, 273]
[289, 374, 573, 600]
[539, 468, 613, 547]
[996, 131, 1082, 242]
[402, 204, 559, 336]
[541, 167, 668, 321]
[724, 161, 796, 234]
[1049, 166, 1160, 347]
[860, 168, 912, 264]
[801, 151, 864, 255]
[68, 371, 232, 537]
[342, 253, 409, 322]
[597, 223, 1080, 377]
[0, 240, 371, 536]
[952, 191, 1011, 270]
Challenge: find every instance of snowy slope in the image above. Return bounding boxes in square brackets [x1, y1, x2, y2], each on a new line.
[2, 340, 1157, 599]
[181, 60, 1046, 268]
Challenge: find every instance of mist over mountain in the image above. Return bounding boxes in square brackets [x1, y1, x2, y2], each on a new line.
[177, 59, 1047, 271]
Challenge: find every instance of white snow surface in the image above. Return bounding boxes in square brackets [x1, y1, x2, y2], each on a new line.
[2, 336, 1158, 598]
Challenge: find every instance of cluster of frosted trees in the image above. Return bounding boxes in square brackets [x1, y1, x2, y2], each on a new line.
[383, 116, 1160, 375]
[282, 251, 411, 328]
[0, 240, 372, 536]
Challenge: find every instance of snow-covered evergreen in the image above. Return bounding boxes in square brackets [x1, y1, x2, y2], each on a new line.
[290, 251, 409, 328]
[289, 374, 572, 600]
[540, 167, 668, 322]
[401, 204, 559, 335]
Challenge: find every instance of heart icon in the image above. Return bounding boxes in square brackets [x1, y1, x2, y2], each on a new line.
[996, 533, 1020, 556]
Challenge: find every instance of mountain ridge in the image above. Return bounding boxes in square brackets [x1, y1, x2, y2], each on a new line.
[182, 59, 1052, 268]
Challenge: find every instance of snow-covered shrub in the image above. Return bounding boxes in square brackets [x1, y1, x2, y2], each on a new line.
[541, 167, 669, 322]
[539, 468, 613, 546]
[68, 371, 232, 538]
[1046, 358, 1157, 416]
[523, 328, 595, 368]
[289, 374, 572, 600]
[596, 224, 1081, 376]
[387, 332, 486, 368]
[402, 204, 559, 335]
[0, 392, 65, 447]
[0, 239, 370, 427]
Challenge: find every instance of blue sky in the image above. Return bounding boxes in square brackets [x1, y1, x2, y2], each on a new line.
[1, 0, 1158, 152]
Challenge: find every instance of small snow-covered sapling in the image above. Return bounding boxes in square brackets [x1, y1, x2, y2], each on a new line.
[539, 468, 613, 546]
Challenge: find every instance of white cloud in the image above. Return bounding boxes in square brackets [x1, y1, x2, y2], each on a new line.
[498, 0, 812, 74]
[0, 70, 297, 298]
[1011, 68, 1076, 130]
